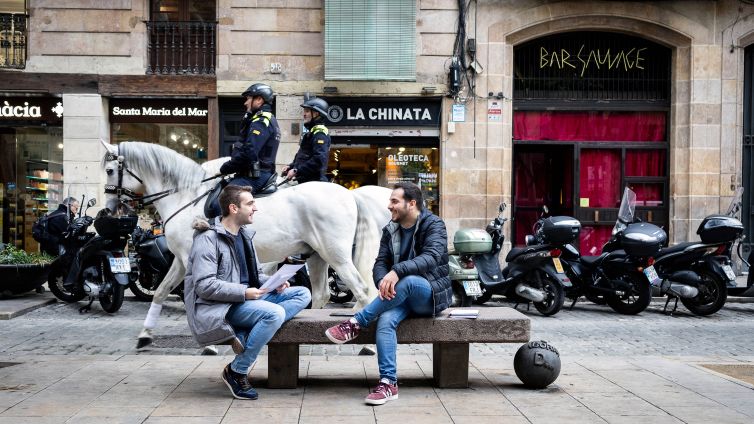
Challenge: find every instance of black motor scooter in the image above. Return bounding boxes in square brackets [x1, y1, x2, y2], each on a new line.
[127, 217, 181, 302]
[58, 201, 138, 313]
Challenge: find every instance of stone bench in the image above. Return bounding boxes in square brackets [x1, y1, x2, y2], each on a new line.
[266, 307, 530, 389]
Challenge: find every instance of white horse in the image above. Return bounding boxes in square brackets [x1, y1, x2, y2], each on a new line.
[100, 142, 387, 348]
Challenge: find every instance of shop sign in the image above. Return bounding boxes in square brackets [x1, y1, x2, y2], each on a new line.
[109, 99, 208, 124]
[324, 98, 440, 127]
[0, 97, 63, 124]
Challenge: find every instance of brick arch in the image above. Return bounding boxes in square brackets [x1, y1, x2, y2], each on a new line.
[491, 14, 694, 244]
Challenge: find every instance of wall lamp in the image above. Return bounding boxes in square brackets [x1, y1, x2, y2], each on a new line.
[421, 86, 437, 95]
[323, 86, 338, 94]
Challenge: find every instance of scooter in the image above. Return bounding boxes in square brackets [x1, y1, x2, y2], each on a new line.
[449, 203, 507, 307]
[651, 191, 744, 315]
[127, 217, 182, 302]
[556, 188, 657, 314]
[62, 200, 138, 313]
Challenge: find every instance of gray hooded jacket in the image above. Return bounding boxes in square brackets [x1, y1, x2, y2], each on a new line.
[184, 217, 269, 346]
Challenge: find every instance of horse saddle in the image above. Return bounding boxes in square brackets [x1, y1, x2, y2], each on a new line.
[203, 173, 279, 219]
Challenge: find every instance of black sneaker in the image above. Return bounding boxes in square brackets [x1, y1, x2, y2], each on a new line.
[222, 364, 258, 400]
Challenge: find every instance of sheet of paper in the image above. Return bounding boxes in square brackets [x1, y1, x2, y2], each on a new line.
[259, 264, 305, 292]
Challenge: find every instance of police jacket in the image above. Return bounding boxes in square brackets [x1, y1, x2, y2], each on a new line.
[373, 209, 452, 316]
[220, 104, 281, 176]
[288, 117, 330, 184]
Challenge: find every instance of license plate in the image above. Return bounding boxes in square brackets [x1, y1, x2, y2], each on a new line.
[643, 265, 661, 286]
[462, 280, 483, 296]
[553, 257, 564, 274]
[109, 257, 131, 273]
[722, 265, 736, 281]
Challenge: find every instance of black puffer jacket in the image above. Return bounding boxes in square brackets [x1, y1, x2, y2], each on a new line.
[373, 208, 452, 315]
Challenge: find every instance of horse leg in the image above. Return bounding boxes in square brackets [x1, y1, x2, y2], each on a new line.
[327, 259, 373, 309]
[306, 254, 329, 309]
[137, 259, 186, 349]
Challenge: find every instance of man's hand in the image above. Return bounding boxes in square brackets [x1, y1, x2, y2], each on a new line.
[378, 270, 400, 300]
[244, 287, 268, 300]
[276, 281, 290, 294]
[281, 165, 290, 175]
[285, 169, 297, 180]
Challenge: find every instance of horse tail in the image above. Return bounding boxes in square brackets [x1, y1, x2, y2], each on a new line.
[351, 188, 388, 297]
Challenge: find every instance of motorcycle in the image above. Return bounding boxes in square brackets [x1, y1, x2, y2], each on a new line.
[449, 203, 507, 307]
[651, 191, 744, 315]
[127, 217, 182, 302]
[555, 188, 656, 314]
[48, 197, 137, 313]
[47, 198, 97, 303]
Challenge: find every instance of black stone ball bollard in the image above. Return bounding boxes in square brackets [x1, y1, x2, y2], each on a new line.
[514, 340, 561, 389]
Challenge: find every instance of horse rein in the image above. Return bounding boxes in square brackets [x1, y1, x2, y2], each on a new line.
[103, 144, 222, 232]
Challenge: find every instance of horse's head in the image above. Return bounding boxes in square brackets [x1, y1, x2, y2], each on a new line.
[101, 141, 147, 211]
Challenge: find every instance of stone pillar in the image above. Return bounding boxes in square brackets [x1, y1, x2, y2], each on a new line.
[62, 93, 110, 207]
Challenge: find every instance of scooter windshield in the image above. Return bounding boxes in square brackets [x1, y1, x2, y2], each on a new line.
[725, 187, 744, 217]
[613, 187, 637, 235]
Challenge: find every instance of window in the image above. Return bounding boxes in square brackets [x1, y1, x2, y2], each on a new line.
[0, 0, 27, 70]
[325, 0, 416, 81]
[146, 0, 216, 74]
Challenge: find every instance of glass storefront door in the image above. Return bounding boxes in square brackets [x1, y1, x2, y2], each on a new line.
[0, 126, 64, 252]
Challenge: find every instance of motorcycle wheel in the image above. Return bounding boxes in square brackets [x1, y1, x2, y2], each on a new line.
[680, 270, 727, 316]
[128, 270, 158, 302]
[451, 282, 472, 307]
[533, 274, 565, 316]
[605, 273, 652, 315]
[328, 269, 354, 304]
[100, 281, 125, 313]
[472, 290, 493, 305]
[47, 262, 85, 302]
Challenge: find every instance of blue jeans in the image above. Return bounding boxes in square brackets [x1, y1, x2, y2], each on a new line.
[226, 286, 311, 374]
[353, 275, 434, 383]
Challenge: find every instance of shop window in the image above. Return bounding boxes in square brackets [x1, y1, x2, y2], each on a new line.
[111, 123, 208, 163]
[514, 111, 666, 142]
[328, 145, 439, 214]
[1, 127, 64, 252]
[579, 149, 621, 208]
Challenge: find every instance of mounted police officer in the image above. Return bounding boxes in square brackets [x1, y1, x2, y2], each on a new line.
[220, 83, 281, 193]
[282, 95, 331, 184]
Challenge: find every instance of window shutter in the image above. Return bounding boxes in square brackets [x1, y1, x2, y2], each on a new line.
[325, 0, 416, 81]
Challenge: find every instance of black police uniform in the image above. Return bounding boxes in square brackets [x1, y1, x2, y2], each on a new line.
[288, 117, 331, 184]
[220, 103, 281, 193]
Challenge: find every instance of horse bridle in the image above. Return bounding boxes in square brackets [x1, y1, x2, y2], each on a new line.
[103, 144, 223, 230]
[103, 144, 179, 209]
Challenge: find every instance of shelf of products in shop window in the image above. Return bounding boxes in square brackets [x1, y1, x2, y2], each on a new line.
[25, 187, 47, 192]
[26, 176, 64, 183]
[32, 198, 48, 202]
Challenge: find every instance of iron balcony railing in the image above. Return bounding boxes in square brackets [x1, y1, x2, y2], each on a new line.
[145, 21, 216, 75]
[0, 13, 27, 69]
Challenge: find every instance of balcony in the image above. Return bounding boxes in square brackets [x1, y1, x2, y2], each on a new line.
[146, 21, 216, 75]
[0, 13, 27, 70]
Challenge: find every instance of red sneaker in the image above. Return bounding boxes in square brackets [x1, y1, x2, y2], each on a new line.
[325, 319, 360, 344]
[365, 381, 399, 405]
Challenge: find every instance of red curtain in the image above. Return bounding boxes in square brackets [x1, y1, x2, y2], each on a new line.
[580, 226, 613, 256]
[579, 149, 620, 208]
[514, 111, 666, 142]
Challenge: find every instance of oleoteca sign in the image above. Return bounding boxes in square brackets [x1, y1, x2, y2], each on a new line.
[110, 99, 209, 124]
[0, 97, 64, 124]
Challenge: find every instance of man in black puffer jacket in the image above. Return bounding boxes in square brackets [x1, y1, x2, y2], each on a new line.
[324, 182, 451, 406]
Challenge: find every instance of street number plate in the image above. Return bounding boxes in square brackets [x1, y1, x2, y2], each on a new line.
[722, 264, 736, 281]
[462, 280, 483, 296]
[109, 257, 131, 273]
[644, 265, 661, 286]
[552, 257, 564, 274]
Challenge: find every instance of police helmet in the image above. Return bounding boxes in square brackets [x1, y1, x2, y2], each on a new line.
[300, 96, 329, 116]
[242, 83, 274, 103]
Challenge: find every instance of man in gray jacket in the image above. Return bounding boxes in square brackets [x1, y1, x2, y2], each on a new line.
[184, 185, 310, 400]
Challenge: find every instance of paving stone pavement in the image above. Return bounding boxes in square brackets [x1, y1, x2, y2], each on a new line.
[0, 295, 753, 423]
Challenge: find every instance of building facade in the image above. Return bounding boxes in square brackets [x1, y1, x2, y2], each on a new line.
[1, 0, 753, 262]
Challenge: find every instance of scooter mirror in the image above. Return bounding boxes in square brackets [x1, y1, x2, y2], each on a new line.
[542, 205, 549, 214]
[525, 235, 536, 246]
[87, 199, 96, 207]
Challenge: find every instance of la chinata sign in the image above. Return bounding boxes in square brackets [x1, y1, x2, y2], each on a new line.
[323, 98, 440, 127]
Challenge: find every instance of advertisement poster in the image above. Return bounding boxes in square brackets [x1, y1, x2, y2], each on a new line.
[377, 147, 439, 214]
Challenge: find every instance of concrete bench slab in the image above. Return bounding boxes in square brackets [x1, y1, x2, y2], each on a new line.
[266, 307, 530, 389]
